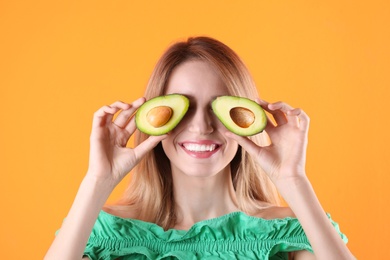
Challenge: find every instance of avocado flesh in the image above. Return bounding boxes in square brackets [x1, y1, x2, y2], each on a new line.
[135, 94, 189, 135]
[212, 96, 267, 136]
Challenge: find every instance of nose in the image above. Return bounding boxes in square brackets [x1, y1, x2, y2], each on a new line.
[188, 107, 214, 135]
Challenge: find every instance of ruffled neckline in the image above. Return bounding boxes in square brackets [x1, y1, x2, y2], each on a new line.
[100, 209, 297, 230]
[98, 209, 309, 242]
[84, 209, 347, 259]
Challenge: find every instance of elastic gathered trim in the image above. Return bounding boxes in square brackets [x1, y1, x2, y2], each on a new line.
[86, 236, 311, 253]
[81, 210, 347, 259]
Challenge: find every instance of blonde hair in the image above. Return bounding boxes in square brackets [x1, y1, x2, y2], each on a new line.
[117, 36, 280, 229]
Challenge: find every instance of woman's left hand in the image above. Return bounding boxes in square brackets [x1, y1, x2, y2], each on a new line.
[226, 99, 356, 260]
[225, 99, 310, 186]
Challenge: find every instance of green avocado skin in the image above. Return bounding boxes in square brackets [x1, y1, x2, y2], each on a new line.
[212, 96, 267, 136]
[135, 94, 189, 136]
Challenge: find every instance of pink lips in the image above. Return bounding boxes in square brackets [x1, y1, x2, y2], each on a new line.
[179, 140, 221, 159]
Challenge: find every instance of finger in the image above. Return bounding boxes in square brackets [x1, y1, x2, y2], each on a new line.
[113, 98, 145, 128]
[273, 103, 305, 128]
[256, 99, 276, 129]
[261, 101, 289, 126]
[92, 105, 121, 128]
[268, 101, 307, 127]
[224, 131, 262, 157]
[287, 108, 310, 130]
[259, 100, 285, 133]
[133, 135, 167, 161]
[124, 115, 137, 134]
[257, 130, 272, 147]
[123, 97, 147, 133]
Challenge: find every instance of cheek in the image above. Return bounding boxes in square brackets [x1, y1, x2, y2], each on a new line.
[161, 133, 180, 163]
[161, 137, 173, 154]
[226, 140, 239, 158]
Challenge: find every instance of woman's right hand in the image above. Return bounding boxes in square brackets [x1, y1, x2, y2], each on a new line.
[87, 98, 166, 188]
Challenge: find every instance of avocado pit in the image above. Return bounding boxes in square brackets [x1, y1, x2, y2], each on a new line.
[146, 106, 173, 128]
[211, 96, 267, 136]
[229, 107, 255, 128]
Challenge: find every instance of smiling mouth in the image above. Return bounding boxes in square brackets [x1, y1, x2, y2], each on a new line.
[181, 143, 219, 152]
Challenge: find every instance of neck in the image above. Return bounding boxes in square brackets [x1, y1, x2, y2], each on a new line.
[171, 166, 239, 230]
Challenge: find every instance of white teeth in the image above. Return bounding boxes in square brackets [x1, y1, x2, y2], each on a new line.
[183, 143, 217, 152]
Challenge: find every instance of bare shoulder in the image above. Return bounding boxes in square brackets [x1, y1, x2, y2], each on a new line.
[102, 205, 140, 219]
[251, 204, 296, 220]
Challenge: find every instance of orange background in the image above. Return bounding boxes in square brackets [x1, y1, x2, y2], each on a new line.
[1, 1, 389, 259]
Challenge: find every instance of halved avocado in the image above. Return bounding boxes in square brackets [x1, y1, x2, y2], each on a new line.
[212, 96, 267, 136]
[135, 94, 189, 135]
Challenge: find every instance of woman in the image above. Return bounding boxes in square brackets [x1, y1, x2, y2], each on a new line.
[45, 36, 354, 259]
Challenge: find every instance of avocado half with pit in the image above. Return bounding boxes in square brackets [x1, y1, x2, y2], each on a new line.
[135, 94, 189, 135]
[212, 96, 267, 136]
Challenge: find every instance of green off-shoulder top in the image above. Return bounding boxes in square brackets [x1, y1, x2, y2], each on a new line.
[83, 210, 348, 260]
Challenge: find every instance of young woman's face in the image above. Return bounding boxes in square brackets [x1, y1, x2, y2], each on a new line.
[161, 60, 239, 178]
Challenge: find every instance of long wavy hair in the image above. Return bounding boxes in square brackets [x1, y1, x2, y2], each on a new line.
[116, 36, 280, 229]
